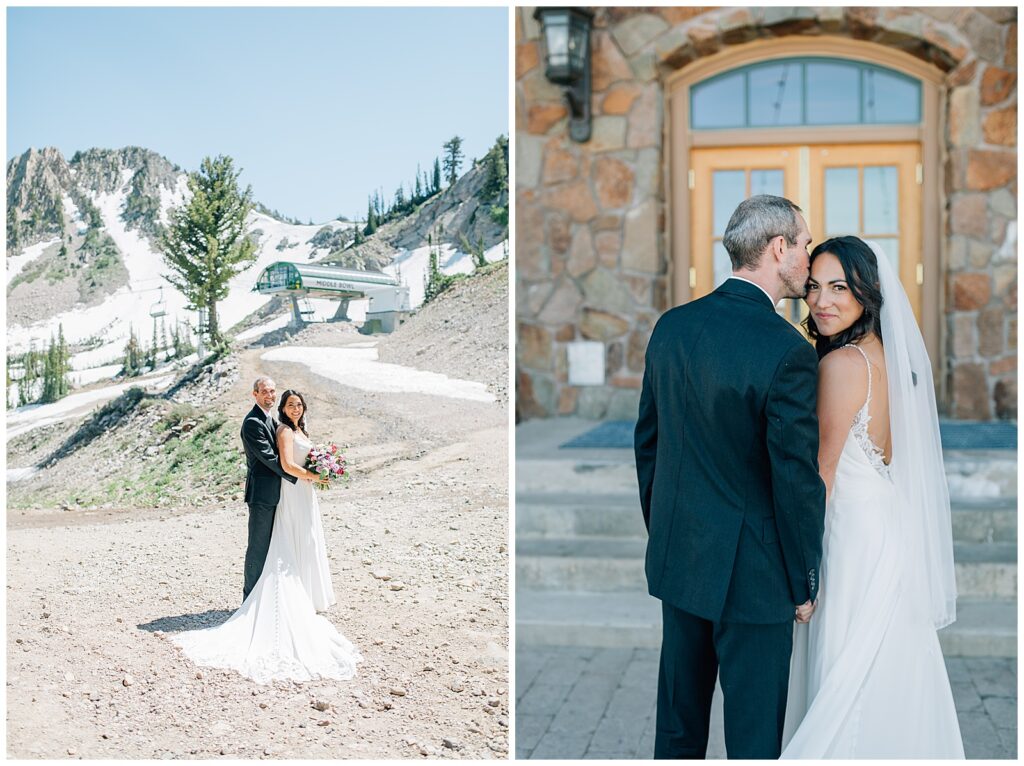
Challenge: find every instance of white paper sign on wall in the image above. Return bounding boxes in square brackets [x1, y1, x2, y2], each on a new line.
[567, 341, 605, 386]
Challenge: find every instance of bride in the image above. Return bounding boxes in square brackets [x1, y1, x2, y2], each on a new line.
[781, 236, 963, 757]
[172, 389, 362, 684]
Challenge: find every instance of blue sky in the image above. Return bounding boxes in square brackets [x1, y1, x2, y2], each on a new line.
[7, 7, 509, 223]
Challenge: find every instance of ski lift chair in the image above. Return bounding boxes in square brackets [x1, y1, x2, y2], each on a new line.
[150, 286, 167, 318]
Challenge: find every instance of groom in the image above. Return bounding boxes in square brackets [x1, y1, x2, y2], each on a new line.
[635, 195, 826, 759]
[240, 375, 297, 601]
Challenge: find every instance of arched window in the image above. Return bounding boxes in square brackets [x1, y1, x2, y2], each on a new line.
[690, 57, 922, 129]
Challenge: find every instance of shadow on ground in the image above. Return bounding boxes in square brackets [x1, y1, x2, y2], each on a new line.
[138, 609, 234, 633]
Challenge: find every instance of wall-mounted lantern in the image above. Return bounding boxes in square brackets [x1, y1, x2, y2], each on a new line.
[533, 7, 594, 143]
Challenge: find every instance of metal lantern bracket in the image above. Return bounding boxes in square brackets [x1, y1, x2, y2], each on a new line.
[534, 7, 594, 143]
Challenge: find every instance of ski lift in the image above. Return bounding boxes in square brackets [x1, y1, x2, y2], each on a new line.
[150, 286, 167, 318]
[298, 297, 316, 318]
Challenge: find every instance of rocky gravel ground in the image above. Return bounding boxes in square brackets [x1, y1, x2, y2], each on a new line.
[7, 267, 509, 758]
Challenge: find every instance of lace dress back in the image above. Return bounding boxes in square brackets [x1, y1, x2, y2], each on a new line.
[843, 344, 892, 481]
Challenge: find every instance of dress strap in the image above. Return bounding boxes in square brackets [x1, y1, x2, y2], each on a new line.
[842, 343, 872, 403]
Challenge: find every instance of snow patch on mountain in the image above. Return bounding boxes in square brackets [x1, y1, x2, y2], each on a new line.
[7, 173, 358, 371]
[7, 237, 60, 286]
[62, 194, 88, 234]
[261, 344, 496, 403]
[386, 241, 506, 308]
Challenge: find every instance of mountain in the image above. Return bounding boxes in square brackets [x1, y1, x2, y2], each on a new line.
[6, 144, 508, 391]
[325, 140, 509, 306]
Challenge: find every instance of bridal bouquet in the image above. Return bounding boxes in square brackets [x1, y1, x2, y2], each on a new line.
[306, 443, 349, 490]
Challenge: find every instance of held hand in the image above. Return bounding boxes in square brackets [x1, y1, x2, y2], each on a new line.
[795, 599, 816, 624]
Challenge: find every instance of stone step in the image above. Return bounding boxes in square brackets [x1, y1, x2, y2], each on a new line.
[517, 495, 1017, 544]
[516, 590, 1016, 658]
[516, 537, 646, 592]
[516, 458, 639, 496]
[515, 492, 645, 539]
[944, 450, 1018, 502]
[516, 537, 1017, 599]
[950, 498, 1018, 544]
[516, 450, 1016, 504]
[954, 542, 1017, 599]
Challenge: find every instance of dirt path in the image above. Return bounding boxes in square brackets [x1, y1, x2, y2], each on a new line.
[7, 337, 509, 759]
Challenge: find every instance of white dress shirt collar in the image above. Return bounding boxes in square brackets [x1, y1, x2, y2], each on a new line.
[728, 275, 777, 307]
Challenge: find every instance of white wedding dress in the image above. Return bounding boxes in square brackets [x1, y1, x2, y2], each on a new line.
[172, 429, 362, 684]
[781, 345, 964, 758]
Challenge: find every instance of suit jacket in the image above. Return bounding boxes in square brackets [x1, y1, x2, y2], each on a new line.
[241, 404, 298, 507]
[635, 278, 826, 624]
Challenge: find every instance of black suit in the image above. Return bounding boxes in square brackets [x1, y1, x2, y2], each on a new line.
[635, 278, 826, 759]
[240, 404, 298, 600]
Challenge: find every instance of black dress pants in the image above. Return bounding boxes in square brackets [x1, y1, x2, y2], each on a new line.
[655, 600, 793, 759]
[243, 501, 276, 601]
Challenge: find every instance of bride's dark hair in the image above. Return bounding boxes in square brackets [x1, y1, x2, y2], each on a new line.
[802, 236, 884, 359]
[277, 389, 309, 437]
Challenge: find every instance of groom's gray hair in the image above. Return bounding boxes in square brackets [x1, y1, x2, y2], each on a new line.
[722, 195, 802, 270]
[252, 375, 275, 393]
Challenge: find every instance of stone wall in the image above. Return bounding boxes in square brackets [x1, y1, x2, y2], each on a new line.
[515, 6, 1017, 420]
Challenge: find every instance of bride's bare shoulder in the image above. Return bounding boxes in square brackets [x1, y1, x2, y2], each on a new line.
[818, 346, 869, 406]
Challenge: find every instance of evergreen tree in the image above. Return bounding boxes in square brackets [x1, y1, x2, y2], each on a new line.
[424, 225, 455, 303]
[364, 195, 376, 236]
[41, 334, 57, 403]
[159, 155, 256, 349]
[40, 330, 69, 403]
[179, 323, 195, 356]
[414, 165, 423, 200]
[160, 318, 170, 361]
[148, 321, 159, 369]
[432, 157, 442, 193]
[442, 136, 464, 187]
[123, 326, 142, 377]
[172, 323, 182, 359]
[21, 344, 43, 405]
[56, 324, 70, 399]
[483, 135, 509, 200]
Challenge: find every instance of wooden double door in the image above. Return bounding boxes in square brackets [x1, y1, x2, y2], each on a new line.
[690, 143, 922, 329]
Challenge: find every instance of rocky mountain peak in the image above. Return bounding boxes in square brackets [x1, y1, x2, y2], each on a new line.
[70, 146, 181, 197]
[6, 146, 73, 250]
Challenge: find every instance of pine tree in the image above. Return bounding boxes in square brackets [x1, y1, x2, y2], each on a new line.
[123, 326, 142, 377]
[19, 344, 38, 405]
[442, 137, 464, 187]
[56, 324, 70, 399]
[179, 323, 195, 356]
[148, 321, 159, 369]
[40, 332, 67, 403]
[160, 318, 170, 361]
[432, 157, 442, 193]
[172, 323, 182, 359]
[414, 170, 423, 201]
[483, 135, 509, 200]
[159, 155, 256, 349]
[364, 196, 376, 236]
